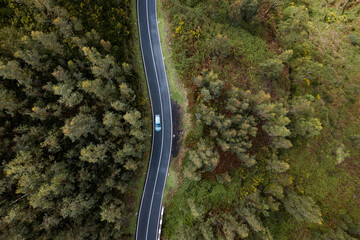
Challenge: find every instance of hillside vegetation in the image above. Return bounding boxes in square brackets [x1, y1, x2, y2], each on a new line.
[161, 0, 360, 239]
[0, 0, 149, 239]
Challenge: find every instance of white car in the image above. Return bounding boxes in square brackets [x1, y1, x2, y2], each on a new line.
[154, 114, 161, 132]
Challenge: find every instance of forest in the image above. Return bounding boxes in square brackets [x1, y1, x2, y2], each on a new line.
[0, 0, 149, 239]
[1, 0, 359, 239]
[159, 0, 360, 239]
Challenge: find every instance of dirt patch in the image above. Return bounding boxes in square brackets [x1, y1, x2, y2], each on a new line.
[171, 99, 182, 158]
[338, 157, 360, 185]
[248, 123, 271, 154]
[213, 151, 242, 174]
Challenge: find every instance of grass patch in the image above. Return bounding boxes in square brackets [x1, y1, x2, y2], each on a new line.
[163, 165, 179, 203]
[158, 0, 191, 206]
[157, 0, 186, 105]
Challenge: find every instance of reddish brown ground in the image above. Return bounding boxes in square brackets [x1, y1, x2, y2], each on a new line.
[213, 151, 242, 175]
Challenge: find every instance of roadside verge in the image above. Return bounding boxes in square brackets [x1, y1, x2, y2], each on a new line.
[156, 0, 190, 205]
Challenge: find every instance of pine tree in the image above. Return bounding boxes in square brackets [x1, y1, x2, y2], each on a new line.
[266, 160, 290, 173]
[31, 31, 64, 56]
[185, 139, 219, 180]
[283, 192, 323, 224]
[221, 213, 249, 239]
[289, 96, 322, 138]
[292, 117, 322, 138]
[260, 58, 284, 80]
[211, 34, 231, 58]
[0, 1, 145, 239]
[62, 113, 99, 141]
[0, 60, 33, 91]
[82, 46, 121, 81]
[103, 112, 125, 137]
[278, 5, 310, 47]
[52, 83, 83, 107]
[80, 143, 108, 163]
[200, 218, 216, 240]
[229, 0, 262, 23]
[264, 183, 284, 199]
[242, 208, 265, 233]
[100, 202, 123, 224]
[0, 86, 22, 116]
[188, 198, 204, 218]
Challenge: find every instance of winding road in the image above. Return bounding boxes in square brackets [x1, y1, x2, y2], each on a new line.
[136, 0, 173, 239]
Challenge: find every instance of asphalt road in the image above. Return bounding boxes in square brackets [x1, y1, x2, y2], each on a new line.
[136, 0, 173, 239]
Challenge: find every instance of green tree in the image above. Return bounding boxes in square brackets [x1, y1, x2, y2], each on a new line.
[259, 58, 284, 80]
[264, 183, 285, 199]
[188, 198, 204, 218]
[80, 143, 108, 163]
[266, 160, 290, 173]
[278, 5, 310, 47]
[62, 113, 99, 141]
[288, 96, 322, 138]
[221, 214, 249, 239]
[229, 0, 262, 23]
[254, 97, 292, 149]
[0, 86, 22, 116]
[210, 34, 231, 58]
[259, 50, 293, 81]
[82, 46, 121, 81]
[291, 117, 322, 138]
[31, 31, 64, 55]
[200, 218, 216, 240]
[0, 1, 147, 239]
[185, 139, 219, 180]
[0, 60, 33, 93]
[195, 70, 224, 99]
[283, 192, 323, 224]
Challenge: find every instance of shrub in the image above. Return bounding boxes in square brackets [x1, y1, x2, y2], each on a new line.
[349, 33, 359, 46]
[210, 34, 231, 59]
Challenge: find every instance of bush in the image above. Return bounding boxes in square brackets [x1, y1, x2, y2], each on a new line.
[350, 135, 360, 150]
[349, 33, 359, 46]
[184, 122, 204, 147]
[210, 34, 231, 58]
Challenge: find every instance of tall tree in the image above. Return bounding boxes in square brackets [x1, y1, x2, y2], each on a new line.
[0, 1, 148, 239]
[229, 0, 262, 23]
[283, 192, 323, 224]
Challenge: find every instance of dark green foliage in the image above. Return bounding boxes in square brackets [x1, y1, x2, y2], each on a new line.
[165, 70, 321, 239]
[282, 192, 322, 224]
[349, 33, 359, 46]
[210, 34, 231, 58]
[161, 0, 360, 238]
[229, 0, 262, 23]
[288, 96, 322, 138]
[184, 139, 219, 181]
[193, 70, 292, 168]
[57, 0, 133, 59]
[259, 50, 293, 81]
[0, 0, 147, 239]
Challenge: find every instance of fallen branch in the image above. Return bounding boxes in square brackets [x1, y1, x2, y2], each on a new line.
[265, 1, 279, 18]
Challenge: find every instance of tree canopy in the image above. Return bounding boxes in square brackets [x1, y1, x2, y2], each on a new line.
[0, 0, 148, 239]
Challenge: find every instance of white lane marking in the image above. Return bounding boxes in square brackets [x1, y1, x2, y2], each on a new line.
[136, 0, 165, 239]
[154, 0, 174, 238]
[145, 0, 166, 238]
